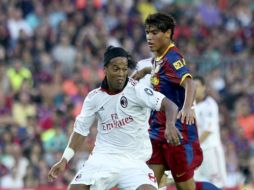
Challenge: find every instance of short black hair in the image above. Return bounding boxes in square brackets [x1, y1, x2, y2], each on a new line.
[145, 13, 176, 40]
[193, 75, 205, 85]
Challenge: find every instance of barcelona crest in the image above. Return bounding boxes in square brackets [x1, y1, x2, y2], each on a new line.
[151, 76, 159, 86]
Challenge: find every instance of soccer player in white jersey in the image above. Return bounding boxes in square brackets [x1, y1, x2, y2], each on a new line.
[48, 46, 183, 190]
[193, 76, 227, 188]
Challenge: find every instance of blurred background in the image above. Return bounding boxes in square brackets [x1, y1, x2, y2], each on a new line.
[0, 0, 254, 189]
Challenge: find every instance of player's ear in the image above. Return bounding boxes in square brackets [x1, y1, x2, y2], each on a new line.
[165, 29, 171, 39]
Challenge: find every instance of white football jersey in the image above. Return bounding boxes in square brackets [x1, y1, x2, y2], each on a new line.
[194, 96, 222, 149]
[74, 78, 165, 161]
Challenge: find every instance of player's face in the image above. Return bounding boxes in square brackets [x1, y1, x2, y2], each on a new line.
[145, 26, 170, 54]
[105, 57, 128, 92]
[194, 80, 206, 101]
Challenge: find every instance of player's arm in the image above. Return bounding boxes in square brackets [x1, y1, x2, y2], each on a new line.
[199, 131, 211, 143]
[134, 83, 182, 145]
[178, 76, 196, 125]
[168, 57, 196, 125]
[48, 92, 96, 182]
[63, 131, 86, 162]
[160, 97, 183, 145]
[48, 131, 86, 182]
[181, 76, 196, 109]
[132, 67, 152, 80]
[160, 98, 178, 127]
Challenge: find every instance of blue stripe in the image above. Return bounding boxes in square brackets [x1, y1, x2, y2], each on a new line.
[165, 50, 181, 64]
[149, 125, 160, 139]
[184, 143, 193, 165]
[187, 124, 199, 141]
[149, 111, 160, 139]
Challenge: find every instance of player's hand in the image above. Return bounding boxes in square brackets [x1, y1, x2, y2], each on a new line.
[48, 159, 67, 182]
[165, 123, 183, 146]
[177, 107, 195, 125]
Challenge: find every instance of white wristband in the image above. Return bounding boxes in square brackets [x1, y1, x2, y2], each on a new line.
[62, 147, 75, 162]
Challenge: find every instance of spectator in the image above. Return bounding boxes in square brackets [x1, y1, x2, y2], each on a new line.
[6, 59, 32, 93]
[52, 33, 77, 76]
[1, 165, 24, 188]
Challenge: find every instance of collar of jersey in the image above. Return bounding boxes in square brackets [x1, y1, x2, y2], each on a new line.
[100, 77, 129, 95]
[155, 43, 175, 61]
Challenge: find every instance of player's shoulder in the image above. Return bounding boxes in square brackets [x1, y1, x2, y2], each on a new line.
[126, 78, 149, 94]
[164, 47, 186, 69]
[137, 57, 153, 70]
[165, 46, 183, 61]
[87, 88, 101, 99]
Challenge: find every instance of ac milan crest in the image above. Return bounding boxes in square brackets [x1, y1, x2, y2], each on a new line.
[120, 96, 128, 108]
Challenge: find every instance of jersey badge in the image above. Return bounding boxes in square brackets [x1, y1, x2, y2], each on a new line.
[120, 96, 128, 108]
[151, 76, 159, 86]
[173, 59, 186, 70]
[144, 88, 153, 96]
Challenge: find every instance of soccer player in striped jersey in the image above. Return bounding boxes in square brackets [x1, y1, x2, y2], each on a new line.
[134, 13, 222, 190]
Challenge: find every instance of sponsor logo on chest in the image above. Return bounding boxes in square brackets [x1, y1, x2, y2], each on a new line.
[102, 113, 134, 131]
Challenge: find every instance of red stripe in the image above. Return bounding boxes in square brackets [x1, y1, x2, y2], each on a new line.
[181, 122, 188, 142]
[164, 62, 181, 84]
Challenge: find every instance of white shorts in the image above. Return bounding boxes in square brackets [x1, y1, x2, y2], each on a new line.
[70, 153, 158, 190]
[194, 146, 227, 188]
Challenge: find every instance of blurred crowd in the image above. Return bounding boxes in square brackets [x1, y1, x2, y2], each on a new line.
[0, 0, 254, 189]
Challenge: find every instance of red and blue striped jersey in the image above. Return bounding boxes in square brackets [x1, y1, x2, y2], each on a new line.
[149, 44, 198, 142]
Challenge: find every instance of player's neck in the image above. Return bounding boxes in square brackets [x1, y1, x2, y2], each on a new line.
[155, 42, 174, 61]
[101, 77, 128, 95]
[108, 84, 121, 94]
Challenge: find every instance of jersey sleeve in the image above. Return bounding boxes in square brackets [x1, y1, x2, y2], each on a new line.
[73, 92, 96, 136]
[134, 82, 165, 111]
[165, 53, 192, 84]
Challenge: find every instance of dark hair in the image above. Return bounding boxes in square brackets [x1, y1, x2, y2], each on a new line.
[104, 46, 136, 69]
[103, 46, 128, 66]
[193, 75, 205, 85]
[145, 13, 176, 40]
[127, 53, 137, 70]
